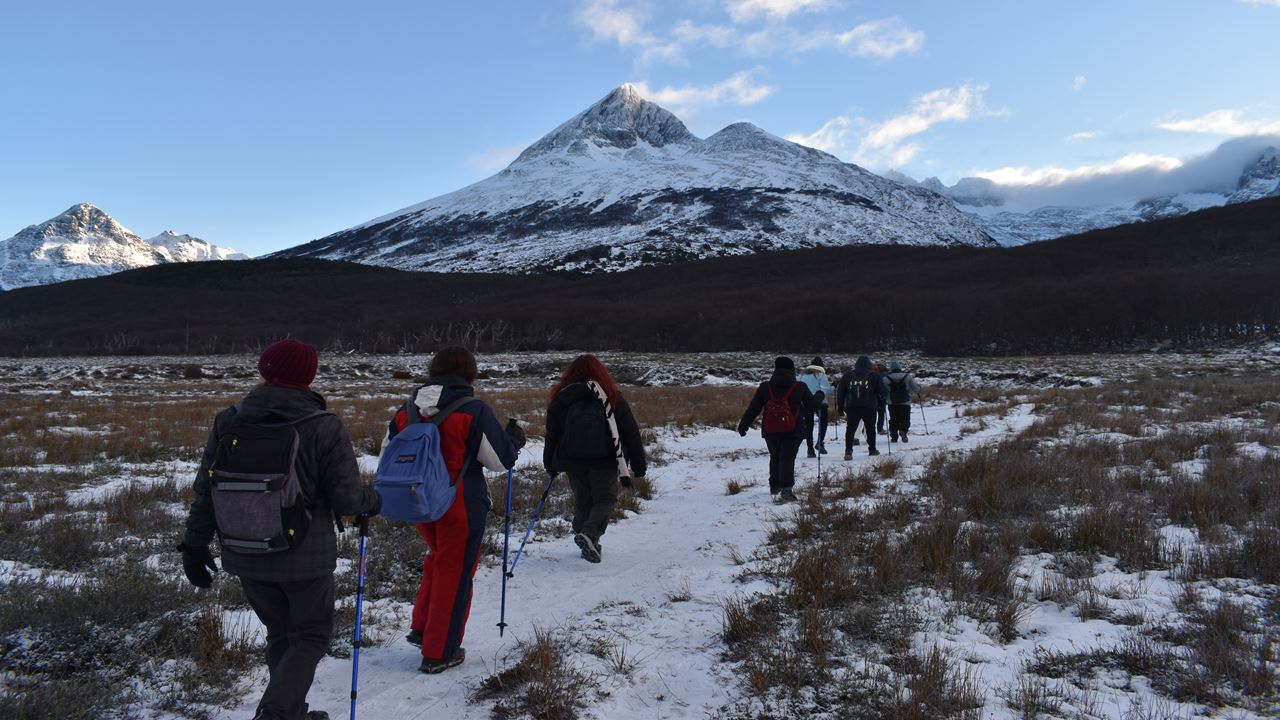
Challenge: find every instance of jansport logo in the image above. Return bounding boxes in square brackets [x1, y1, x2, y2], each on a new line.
[395, 454, 417, 463]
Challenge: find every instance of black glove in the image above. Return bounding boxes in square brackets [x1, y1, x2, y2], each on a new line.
[619, 476, 633, 488]
[505, 418, 527, 451]
[179, 543, 217, 588]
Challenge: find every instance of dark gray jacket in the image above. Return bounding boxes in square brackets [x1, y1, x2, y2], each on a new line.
[183, 384, 381, 582]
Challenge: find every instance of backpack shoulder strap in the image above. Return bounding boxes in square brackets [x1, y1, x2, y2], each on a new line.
[782, 382, 798, 401]
[428, 395, 475, 427]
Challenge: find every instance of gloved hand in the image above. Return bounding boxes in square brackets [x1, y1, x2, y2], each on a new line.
[815, 391, 825, 401]
[619, 476, 633, 488]
[179, 543, 218, 588]
[505, 418, 527, 451]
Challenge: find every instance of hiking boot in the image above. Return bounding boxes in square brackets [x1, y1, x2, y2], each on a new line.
[843, 452, 853, 461]
[890, 435, 899, 443]
[806, 450, 817, 458]
[868, 448, 881, 456]
[851, 437, 860, 446]
[405, 629, 423, 647]
[307, 713, 331, 720]
[420, 648, 465, 674]
[779, 488, 797, 502]
[901, 435, 909, 443]
[575, 533, 602, 563]
[817, 443, 828, 455]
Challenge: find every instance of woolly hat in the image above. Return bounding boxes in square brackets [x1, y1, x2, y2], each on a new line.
[258, 339, 318, 389]
[889, 360, 902, 371]
[811, 356, 824, 367]
[774, 356, 796, 371]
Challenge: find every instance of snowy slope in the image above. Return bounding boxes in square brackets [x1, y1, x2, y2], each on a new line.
[276, 85, 995, 274]
[0, 204, 246, 290]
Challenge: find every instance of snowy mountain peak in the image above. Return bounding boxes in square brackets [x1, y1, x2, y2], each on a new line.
[513, 85, 697, 163]
[1228, 146, 1280, 204]
[147, 230, 249, 262]
[43, 202, 139, 240]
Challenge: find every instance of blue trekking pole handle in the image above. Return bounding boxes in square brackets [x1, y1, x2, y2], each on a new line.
[498, 467, 513, 636]
[349, 514, 369, 720]
[507, 472, 557, 578]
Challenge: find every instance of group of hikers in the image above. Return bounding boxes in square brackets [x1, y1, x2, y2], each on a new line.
[176, 341, 919, 720]
[737, 354, 923, 501]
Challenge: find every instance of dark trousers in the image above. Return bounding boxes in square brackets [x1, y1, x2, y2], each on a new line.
[845, 408, 878, 453]
[764, 435, 803, 493]
[888, 404, 912, 439]
[568, 466, 620, 542]
[805, 408, 828, 453]
[876, 403, 887, 433]
[240, 574, 335, 720]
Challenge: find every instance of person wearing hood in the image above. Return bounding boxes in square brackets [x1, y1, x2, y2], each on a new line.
[544, 354, 647, 564]
[883, 360, 923, 442]
[737, 356, 821, 501]
[180, 339, 383, 720]
[836, 355, 889, 459]
[383, 346, 524, 673]
[799, 356, 835, 458]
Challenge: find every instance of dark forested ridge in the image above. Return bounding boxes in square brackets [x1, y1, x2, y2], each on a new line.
[1, 197, 1277, 356]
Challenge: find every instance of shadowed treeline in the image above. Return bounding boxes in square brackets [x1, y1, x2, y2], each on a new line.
[1, 197, 1277, 356]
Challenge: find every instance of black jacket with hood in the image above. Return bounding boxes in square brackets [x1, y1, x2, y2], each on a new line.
[184, 384, 382, 582]
[544, 382, 646, 477]
[737, 369, 821, 439]
[836, 356, 889, 411]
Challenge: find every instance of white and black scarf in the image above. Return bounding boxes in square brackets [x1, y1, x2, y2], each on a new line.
[587, 380, 630, 480]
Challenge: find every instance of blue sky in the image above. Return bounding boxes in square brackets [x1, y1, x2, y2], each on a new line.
[2, 0, 1278, 255]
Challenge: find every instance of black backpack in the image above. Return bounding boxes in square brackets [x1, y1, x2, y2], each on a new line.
[559, 395, 614, 461]
[888, 375, 911, 404]
[209, 409, 330, 554]
[844, 375, 876, 410]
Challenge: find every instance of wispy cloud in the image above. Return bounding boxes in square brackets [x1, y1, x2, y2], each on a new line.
[1156, 108, 1280, 136]
[466, 142, 530, 174]
[788, 84, 999, 167]
[973, 154, 1183, 187]
[577, 0, 682, 63]
[828, 18, 925, 59]
[724, 0, 833, 23]
[1065, 130, 1100, 143]
[1072, 75, 1087, 91]
[634, 70, 776, 112]
[1242, 0, 1280, 6]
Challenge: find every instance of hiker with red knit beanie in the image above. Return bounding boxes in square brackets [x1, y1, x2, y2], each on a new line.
[179, 339, 381, 720]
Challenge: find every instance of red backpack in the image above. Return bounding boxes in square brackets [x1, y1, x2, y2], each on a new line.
[762, 383, 801, 434]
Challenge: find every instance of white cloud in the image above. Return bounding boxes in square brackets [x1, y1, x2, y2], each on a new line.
[1242, 0, 1280, 6]
[672, 20, 738, 48]
[1072, 75, 1087, 91]
[1065, 130, 1100, 143]
[466, 142, 529, 174]
[788, 84, 999, 168]
[973, 154, 1183, 187]
[578, 0, 683, 64]
[633, 70, 776, 110]
[725, 0, 833, 23]
[1156, 108, 1280, 136]
[830, 18, 925, 59]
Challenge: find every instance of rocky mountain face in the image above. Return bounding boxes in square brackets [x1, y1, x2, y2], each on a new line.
[0, 204, 245, 290]
[917, 144, 1280, 245]
[276, 84, 995, 273]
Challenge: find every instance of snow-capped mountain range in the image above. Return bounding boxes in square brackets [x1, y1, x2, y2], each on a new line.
[276, 84, 996, 273]
[0, 204, 246, 291]
[900, 141, 1280, 245]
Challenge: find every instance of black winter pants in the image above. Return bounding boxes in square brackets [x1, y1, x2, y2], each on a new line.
[877, 403, 887, 433]
[240, 574, 335, 720]
[888, 404, 912, 439]
[845, 408, 878, 453]
[567, 466, 620, 542]
[764, 435, 803, 493]
[806, 407, 828, 453]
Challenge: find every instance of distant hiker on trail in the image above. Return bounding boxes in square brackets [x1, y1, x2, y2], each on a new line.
[871, 361, 889, 436]
[179, 339, 382, 720]
[836, 355, 889, 459]
[544, 354, 647, 564]
[383, 346, 524, 673]
[883, 360, 922, 443]
[737, 356, 821, 502]
[800, 356, 834, 458]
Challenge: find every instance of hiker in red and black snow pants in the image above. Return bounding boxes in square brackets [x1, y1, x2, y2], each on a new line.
[737, 356, 821, 502]
[384, 347, 524, 674]
[180, 339, 382, 720]
[544, 354, 647, 564]
[837, 355, 889, 458]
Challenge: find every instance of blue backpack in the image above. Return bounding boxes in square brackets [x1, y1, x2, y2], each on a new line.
[374, 394, 473, 523]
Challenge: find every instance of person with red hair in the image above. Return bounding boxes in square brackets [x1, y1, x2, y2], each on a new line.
[543, 354, 647, 563]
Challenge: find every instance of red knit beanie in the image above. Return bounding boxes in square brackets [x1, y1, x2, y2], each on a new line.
[258, 339, 318, 389]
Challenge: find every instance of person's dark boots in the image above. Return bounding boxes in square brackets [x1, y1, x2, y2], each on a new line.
[843, 450, 853, 461]
[575, 533, 602, 563]
[307, 712, 331, 720]
[779, 488, 797, 502]
[405, 629, 423, 647]
[817, 443, 827, 455]
[420, 647, 466, 674]
[851, 437, 860, 446]
[869, 448, 881, 456]
[901, 434, 909, 443]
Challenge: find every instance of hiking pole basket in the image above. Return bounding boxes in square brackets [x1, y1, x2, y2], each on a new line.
[349, 514, 369, 720]
[498, 467, 513, 636]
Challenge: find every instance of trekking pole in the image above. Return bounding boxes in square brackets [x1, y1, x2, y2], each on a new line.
[918, 402, 930, 435]
[349, 514, 369, 720]
[507, 472, 557, 578]
[497, 467, 513, 636]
